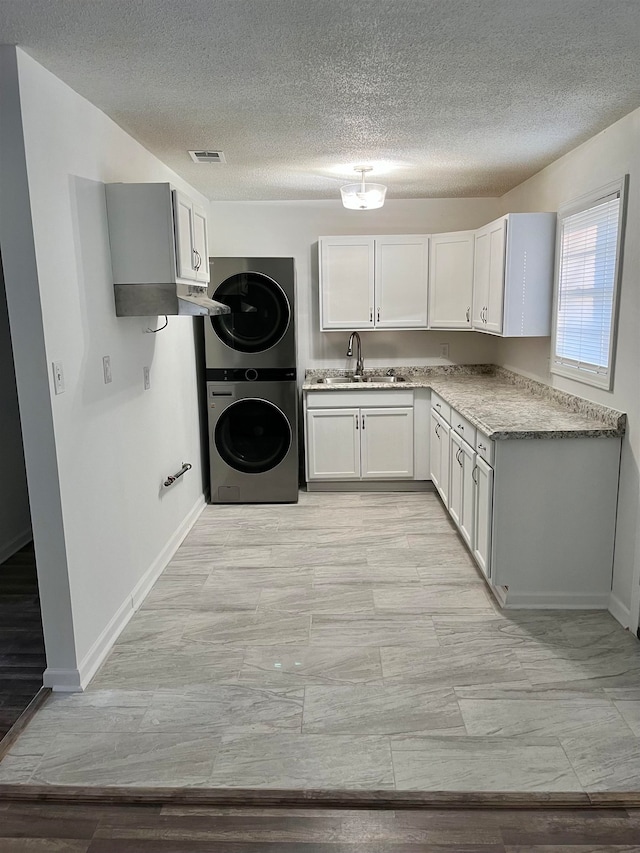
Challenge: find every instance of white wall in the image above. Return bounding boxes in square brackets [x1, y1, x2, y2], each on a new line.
[207, 199, 502, 373]
[496, 107, 640, 630]
[0, 47, 208, 688]
[0, 263, 31, 562]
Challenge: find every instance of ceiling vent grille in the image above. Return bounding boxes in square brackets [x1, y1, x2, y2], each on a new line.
[188, 150, 226, 164]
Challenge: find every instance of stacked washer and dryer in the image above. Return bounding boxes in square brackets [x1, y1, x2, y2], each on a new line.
[204, 258, 299, 503]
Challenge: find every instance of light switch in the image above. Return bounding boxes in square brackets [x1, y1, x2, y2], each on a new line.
[102, 355, 112, 384]
[52, 361, 65, 395]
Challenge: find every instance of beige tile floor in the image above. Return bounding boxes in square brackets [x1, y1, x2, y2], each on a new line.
[2, 490, 640, 790]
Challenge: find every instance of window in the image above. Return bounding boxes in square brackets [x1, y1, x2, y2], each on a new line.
[551, 176, 627, 390]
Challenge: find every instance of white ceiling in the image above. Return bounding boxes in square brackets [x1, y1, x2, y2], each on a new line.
[1, 0, 639, 201]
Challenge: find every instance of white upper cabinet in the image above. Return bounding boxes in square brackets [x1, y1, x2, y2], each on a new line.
[319, 237, 375, 329]
[106, 182, 211, 290]
[319, 235, 428, 330]
[172, 190, 210, 284]
[429, 231, 474, 329]
[472, 213, 556, 337]
[374, 236, 429, 328]
[192, 204, 210, 283]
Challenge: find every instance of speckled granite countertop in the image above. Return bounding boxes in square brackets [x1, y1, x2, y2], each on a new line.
[303, 366, 626, 440]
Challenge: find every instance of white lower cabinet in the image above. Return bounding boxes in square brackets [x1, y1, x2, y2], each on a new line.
[361, 408, 414, 479]
[306, 399, 414, 482]
[472, 455, 493, 578]
[429, 410, 450, 504]
[305, 408, 361, 480]
[450, 431, 476, 548]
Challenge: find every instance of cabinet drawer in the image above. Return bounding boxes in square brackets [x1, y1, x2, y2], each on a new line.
[475, 429, 495, 466]
[430, 392, 450, 422]
[306, 390, 414, 408]
[451, 408, 476, 447]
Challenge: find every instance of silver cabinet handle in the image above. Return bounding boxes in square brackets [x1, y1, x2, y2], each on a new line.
[466, 307, 470, 322]
[370, 309, 373, 322]
[362, 415, 365, 430]
[457, 447, 463, 466]
[355, 414, 359, 429]
[434, 422, 440, 438]
[377, 308, 380, 322]
[192, 248, 199, 269]
[472, 465, 478, 484]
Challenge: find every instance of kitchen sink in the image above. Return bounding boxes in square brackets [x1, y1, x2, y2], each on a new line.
[317, 375, 406, 384]
[317, 376, 355, 384]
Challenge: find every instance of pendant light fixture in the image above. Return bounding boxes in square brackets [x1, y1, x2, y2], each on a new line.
[340, 166, 387, 210]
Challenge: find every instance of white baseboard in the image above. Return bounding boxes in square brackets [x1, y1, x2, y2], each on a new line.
[43, 495, 205, 693]
[503, 590, 611, 609]
[0, 527, 32, 564]
[129, 495, 205, 612]
[608, 592, 631, 628]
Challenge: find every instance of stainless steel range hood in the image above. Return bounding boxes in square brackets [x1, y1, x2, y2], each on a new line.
[114, 282, 230, 317]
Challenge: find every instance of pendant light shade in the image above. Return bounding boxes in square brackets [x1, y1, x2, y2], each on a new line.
[340, 166, 387, 210]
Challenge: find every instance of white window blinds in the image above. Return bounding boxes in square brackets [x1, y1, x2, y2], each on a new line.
[552, 189, 622, 386]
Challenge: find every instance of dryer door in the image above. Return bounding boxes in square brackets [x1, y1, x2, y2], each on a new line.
[215, 398, 292, 474]
[209, 272, 291, 354]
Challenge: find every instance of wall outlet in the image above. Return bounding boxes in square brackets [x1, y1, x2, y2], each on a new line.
[439, 343, 450, 359]
[143, 366, 150, 390]
[102, 355, 112, 384]
[52, 361, 65, 395]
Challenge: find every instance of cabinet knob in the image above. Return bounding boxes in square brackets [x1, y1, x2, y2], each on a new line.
[435, 403, 441, 410]
[478, 443, 486, 450]
[457, 424, 464, 431]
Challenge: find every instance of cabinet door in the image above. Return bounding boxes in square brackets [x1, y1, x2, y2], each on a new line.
[459, 438, 476, 548]
[485, 218, 507, 333]
[375, 236, 429, 328]
[319, 237, 375, 330]
[306, 409, 360, 480]
[429, 410, 442, 490]
[430, 410, 450, 504]
[173, 190, 196, 281]
[472, 226, 490, 329]
[429, 231, 474, 328]
[473, 456, 494, 579]
[192, 204, 210, 283]
[449, 431, 464, 526]
[361, 407, 414, 479]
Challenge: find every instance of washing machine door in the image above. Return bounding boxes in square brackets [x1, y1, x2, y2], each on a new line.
[209, 272, 290, 354]
[215, 398, 292, 474]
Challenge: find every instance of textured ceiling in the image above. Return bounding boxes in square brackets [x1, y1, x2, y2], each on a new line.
[1, 0, 639, 200]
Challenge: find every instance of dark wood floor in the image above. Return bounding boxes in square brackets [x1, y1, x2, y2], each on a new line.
[0, 803, 639, 850]
[0, 542, 46, 741]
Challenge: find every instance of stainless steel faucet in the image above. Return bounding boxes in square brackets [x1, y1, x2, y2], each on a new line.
[346, 331, 364, 379]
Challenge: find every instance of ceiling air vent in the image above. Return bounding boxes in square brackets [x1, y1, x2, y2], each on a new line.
[188, 150, 226, 164]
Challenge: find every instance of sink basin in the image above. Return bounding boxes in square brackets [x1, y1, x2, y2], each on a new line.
[317, 376, 354, 384]
[367, 375, 406, 383]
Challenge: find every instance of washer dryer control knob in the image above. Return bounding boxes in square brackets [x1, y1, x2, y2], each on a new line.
[245, 368, 259, 381]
